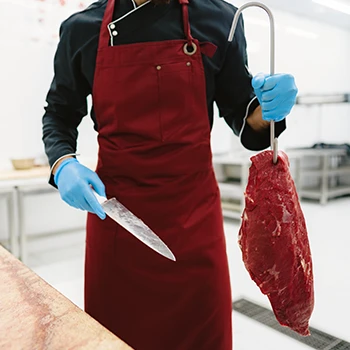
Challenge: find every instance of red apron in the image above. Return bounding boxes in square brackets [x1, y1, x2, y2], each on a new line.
[85, 1, 232, 349]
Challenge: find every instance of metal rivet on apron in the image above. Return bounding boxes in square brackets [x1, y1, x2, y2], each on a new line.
[187, 62, 191, 66]
[156, 66, 162, 70]
[110, 24, 116, 30]
[112, 30, 118, 36]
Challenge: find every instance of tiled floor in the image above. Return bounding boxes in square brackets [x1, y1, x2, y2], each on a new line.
[26, 197, 350, 349]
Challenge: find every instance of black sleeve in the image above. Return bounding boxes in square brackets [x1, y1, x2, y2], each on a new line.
[214, 15, 286, 151]
[42, 19, 90, 168]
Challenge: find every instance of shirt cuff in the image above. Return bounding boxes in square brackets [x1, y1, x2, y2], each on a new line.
[239, 97, 287, 151]
[49, 153, 79, 188]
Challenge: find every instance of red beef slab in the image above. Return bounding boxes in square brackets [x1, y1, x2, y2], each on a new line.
[238, 150, 314, 336]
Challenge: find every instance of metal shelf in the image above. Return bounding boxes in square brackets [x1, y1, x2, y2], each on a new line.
[301, 185, 350, 200]
[219, 183, 245, 219]
[287, 147, 350, 205]
[215, 148, 350, 213]
[296, 93, 350, 105]
[222, 209, 242, 220]
[213, 157, 250, 220]
[218, 182, 243, 198]
[302, 165, 350, 177]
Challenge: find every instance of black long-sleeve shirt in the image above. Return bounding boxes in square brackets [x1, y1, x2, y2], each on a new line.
[42, 0, 286, 170]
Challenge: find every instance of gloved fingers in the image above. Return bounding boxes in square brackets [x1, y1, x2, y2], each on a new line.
[84, 173, 107, 219]
[262, 111, 277, 121]
[262, 107, 290, 121]
[261, 98, 281, 112]
[74, 193, 99, 215]
[83, 187, 106, 220]
[263, 113, 286, 122]
[275, 115, 286, 122]
[261, 89, 279, 102]
[252, 73, 283, 92]
[70, 199, 86, 211]
[65, 192, 86, 210]
[260, 75, 281, 92]
[81, 197, 96, 213]
[252, 73, 268, 90]
[265, 74, 298, 93]
[60, 182, 95, 213]
[87, 172, 106, 198]
[62, 195, 85, 211]
[79, 198, 94, 213]
[262, 93, 296, 120]
[59, 191, 77, 208]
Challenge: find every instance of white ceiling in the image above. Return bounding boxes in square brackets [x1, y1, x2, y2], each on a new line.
[259, 0, 350, 31]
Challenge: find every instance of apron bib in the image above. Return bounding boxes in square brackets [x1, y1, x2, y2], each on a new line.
[85, 1, 232, 348]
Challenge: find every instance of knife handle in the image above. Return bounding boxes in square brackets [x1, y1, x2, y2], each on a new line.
[92, 189, 107, 204]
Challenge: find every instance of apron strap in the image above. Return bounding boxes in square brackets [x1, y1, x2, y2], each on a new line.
[99, 0, 116, 49]
[179, 0, 194, 47]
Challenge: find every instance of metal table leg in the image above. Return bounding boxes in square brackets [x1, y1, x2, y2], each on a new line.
[16, 185, 58, 264]
[16, 188, 28, 264]
[8, 189, 19, 258]
[0, 189, 18, 257]
[294, 157, 302, 194]
[320, 155, 329, 205]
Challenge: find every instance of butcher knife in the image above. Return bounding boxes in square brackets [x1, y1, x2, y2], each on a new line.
[93, 191, 176, 261]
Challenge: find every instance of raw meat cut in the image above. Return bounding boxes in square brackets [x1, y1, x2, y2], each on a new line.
[238, 150, 314, 336]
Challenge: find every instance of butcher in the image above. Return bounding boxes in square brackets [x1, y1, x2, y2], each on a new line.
[42, 0, 297, 349]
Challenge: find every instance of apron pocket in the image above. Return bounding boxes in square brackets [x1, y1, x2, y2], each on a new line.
[157, 60, 194, 141]
[96, 65, 162, 150]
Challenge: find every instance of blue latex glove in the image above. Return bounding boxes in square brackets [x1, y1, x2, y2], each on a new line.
[54, 158, 106, 220]
[252, 73, 298, 122]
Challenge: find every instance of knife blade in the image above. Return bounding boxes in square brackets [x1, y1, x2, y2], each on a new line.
[93, 191, 176, 261]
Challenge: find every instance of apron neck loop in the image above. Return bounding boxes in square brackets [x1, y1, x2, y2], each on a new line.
[179, 0, 194, 47]
[99, 0, 116, 49]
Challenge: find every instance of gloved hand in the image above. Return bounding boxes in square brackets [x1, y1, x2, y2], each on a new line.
[252, 73, 298, 122]
[54, 158, 106, 220]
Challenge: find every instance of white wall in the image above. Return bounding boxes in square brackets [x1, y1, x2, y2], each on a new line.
[0, 0, 97, 169]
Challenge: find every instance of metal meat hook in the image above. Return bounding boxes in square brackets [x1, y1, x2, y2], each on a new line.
[228, 2, 278, 164]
